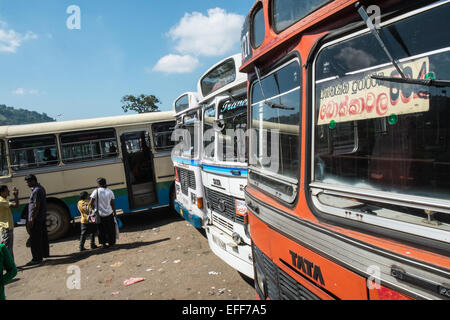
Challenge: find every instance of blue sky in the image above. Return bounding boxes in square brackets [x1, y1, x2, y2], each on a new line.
[0, 0, 254, 121]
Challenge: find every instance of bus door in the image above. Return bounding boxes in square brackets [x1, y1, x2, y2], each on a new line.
[120, 131, 158, 209]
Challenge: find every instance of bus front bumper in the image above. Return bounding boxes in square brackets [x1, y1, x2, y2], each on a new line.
[174, 200, 203, 229]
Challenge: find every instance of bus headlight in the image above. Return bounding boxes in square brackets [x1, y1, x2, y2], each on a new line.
[191, 193, 196, 204]
[232, 232, 242, 245]
[255, 265, 267, 300]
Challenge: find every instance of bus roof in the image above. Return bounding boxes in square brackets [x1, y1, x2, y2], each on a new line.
[197, 53, 247, 104]
[0, 111, 174, 138]
[173, 92, 201, 117]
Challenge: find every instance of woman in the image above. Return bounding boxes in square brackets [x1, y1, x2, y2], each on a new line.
[89, 178, 116, 249]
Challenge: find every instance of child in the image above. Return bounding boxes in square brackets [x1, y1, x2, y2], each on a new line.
[78, 191, 98, 251]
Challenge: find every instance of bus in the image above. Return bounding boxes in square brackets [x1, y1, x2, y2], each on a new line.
[241, 0, 450, 299]
[171, 92, 206, 228]
[199, 54, 254, 279]
[0, 111, 176, 240]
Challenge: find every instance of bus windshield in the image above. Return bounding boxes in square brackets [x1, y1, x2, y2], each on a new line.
[313, 2, 450, 232]
[182, 111, 199, 159]
[217, 97, 247, 163]
[201, 59, 236, 97]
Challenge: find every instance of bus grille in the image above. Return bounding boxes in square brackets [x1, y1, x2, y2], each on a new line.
[253, 245, 320, 300]
[212, 214, 234, 233]
[205, 187, 245, 225]
[178, 168, 196, 195]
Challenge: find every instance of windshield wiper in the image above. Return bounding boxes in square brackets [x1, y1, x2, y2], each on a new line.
[265, 101, 295, 110]
[253, 65, 295, 111]
[356, 2, 406, 79]
[371, 75, 450, 88]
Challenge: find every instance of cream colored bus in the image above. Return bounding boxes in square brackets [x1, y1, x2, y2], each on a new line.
[0, 111, 176, 240]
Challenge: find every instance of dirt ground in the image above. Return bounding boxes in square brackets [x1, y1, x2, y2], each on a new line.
[5, 208, 256, 300]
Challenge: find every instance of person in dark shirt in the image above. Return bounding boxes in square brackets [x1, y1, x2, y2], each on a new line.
[25, 174, 49, 266]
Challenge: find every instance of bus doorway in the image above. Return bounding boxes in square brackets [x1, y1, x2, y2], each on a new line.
[120, 131, 157, 209]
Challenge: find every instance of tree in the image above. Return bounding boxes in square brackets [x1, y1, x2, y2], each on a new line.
[121, 94, 161, 113]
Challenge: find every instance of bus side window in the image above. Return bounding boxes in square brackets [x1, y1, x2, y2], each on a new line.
[152, 121, 175, 151]
[0, 141, 8, 176]
[9, 135, 59, 171]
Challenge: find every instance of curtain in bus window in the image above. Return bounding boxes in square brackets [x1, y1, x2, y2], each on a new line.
[218, 98, 247, 163]
[251, 60, 301, 181]
[314, 4, 450, 210]
[60, 129, 117, 163]
[9, 135, 58, 171]
[203, 106, 216, 160]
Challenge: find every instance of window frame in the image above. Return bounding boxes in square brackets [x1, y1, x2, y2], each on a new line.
[200, 59, 237, 98]
[308, 1, 450, 247]
[151, 121, 176, 151]
[59, 128, 118, 164]
[9, 134, 59, 171]
[249, 56, 302, 204]
[251, 2, 266, 49]
[0, 140, 8, 176]
[270, 0, 331, 34]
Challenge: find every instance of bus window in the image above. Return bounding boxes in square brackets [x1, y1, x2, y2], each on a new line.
[272, 0, 329, 33]
[217, 97, 247, 163]
[152, 121, 175, 151]
[200, 59, 236, 97]
[60, 129, 118, 163]
[203, 105, 216, 161]
[0, 141, 8, 176]
[250, 59, 301, 202]
[312, 3, 450, 237]
[251, 3, 265, 48]
[9, 135, 59, 171]
[175, 95, 190, 115]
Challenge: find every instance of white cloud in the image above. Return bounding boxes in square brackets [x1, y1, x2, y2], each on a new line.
[152, 54, 200, 74]
[12, 88, 39, 95]
[0, 21, 38, 53]
[168, 8, 244, 57]
[12, 88, 25, 95]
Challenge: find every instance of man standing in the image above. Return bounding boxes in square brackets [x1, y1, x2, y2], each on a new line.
[0, 186, 19, 260]
[25, 175, 49, 266]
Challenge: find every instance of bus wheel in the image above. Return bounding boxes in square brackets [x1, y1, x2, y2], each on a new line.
[46, 203, 70, 241]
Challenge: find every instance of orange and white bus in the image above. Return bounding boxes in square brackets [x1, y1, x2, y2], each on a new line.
[241, 0, 450, 299]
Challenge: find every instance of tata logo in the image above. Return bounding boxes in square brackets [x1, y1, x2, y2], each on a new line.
[218, 199, 226, 212]
[213, 179, 222, 187]
[289, 250, 325, 286]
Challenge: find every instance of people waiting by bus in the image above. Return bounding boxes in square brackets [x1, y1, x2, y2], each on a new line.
[0, 244, 17, 300]
[89, 178, 117, 249]
[78, 191, 98, 252]
[0, 186, 19, 261]
[25, 174, 50, 266]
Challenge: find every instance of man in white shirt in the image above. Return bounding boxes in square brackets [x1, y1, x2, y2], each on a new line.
[89, 178, 117, 249]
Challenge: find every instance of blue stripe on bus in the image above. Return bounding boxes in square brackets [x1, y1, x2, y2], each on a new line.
[202, 164, 248, 177]
[173, 200, 203, 229]
[172, 158, 201, 166]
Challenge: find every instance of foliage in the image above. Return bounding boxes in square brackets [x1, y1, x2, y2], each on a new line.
[0, 104, 55, 125]
[121, 94, 161, 113]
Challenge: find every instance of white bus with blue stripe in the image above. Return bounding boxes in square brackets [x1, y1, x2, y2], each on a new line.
[199, 54, 254, 279]
[172, 92, 206, 229]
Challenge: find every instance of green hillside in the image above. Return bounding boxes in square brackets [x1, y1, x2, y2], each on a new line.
[0, 104, 55, 126]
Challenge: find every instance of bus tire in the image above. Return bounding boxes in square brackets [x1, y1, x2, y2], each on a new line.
[46, 203, 70, 241]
